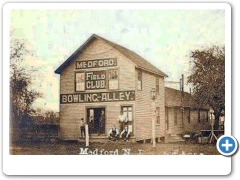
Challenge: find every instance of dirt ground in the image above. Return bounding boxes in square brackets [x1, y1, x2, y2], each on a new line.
[10, 140, 220, 155]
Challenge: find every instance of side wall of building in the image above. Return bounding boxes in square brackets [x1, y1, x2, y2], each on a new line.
[183, 109, 209, 133]
[135, 70, 165, 141]
[165, 107, 183, 135]
[166, 107, 209, 135]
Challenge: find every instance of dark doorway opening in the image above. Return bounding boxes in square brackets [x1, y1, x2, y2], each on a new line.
[87, 108, 105, 135]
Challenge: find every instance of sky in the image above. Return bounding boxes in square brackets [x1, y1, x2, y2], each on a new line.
[10, 9, 225, 112]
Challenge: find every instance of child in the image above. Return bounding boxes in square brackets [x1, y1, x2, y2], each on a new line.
[79, 118, 85, 138]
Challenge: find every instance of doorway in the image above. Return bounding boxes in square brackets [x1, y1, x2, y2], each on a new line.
[86, 107, 105, 135]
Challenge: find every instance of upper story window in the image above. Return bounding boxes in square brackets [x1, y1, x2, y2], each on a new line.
[75, 72, 85, 91]
[156, 77, 159, 93]
[108, 69, 119, 90]
[137, 70, 142, 90]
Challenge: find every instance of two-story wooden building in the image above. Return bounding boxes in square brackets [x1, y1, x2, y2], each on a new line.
[55, 34, 167, 142]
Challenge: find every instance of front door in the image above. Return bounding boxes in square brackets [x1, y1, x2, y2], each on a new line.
[87, 108, 105, 135]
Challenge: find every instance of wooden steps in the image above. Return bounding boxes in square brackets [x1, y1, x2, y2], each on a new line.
[165, 133, 185, 143]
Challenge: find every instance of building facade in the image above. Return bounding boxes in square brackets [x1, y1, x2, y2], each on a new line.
[55, 34, 167, 142]
[55, 34, 210, 142]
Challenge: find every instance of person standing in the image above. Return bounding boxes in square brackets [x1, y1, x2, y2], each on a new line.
[88, 115, 94, 137]
[79, 118, 85, 138]
[117, 110, 127, 132]
[99, 110, 105, 135]
[209, 109, 215, 128]
[219, 109, 225, 130]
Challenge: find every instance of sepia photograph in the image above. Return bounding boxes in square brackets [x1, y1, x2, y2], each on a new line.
[3, 2, 232, 175]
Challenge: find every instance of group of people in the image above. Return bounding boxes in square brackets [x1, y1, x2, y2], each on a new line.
[79, 110, 131, 142]
[209, 108, 225, 130]
[107, 124, 131, 142]
[107, 110, 130, 141]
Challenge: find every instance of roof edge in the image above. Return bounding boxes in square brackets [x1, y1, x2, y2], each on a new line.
[137, 66, 168, 77]
[54, 34, 97, 74]
[55, 34, 168, 77]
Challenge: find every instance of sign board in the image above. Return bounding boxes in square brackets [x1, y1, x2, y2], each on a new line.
[85, 71, 106, 90]
[60, 91, 135, 104]
[76, 58, 117, 69]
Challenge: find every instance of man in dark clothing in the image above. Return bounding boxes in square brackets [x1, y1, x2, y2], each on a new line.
[120, 125, 131, 141]
[99, 110, 105, 135]
[107, 124, 119, 141]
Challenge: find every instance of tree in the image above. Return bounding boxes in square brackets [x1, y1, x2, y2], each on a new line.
[10, 38, 42, 138]
[45, 110, 59, 124]
[188, 46, 225, 122]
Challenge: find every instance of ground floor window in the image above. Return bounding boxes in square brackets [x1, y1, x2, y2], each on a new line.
[206, 110, 209, 122]
[185, 108, 190, 123]
[165, 107, 169, 130]
[121, 106, 133, 134]
[156, 107, 160, 125]
[174, 107, 178, 125]
[198, 110, 200, 123]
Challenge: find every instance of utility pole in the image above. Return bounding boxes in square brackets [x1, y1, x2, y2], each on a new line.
[182, 74, 184, 92]
[181, 74, 184, 131]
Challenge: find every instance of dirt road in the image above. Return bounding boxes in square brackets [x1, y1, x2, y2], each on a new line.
[10, 140, 220, 155]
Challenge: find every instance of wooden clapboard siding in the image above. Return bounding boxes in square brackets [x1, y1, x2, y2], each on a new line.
[135, 69, 165, 141]
[165, 87, 210, 135]
[167, 108, 210, 135]
[59, 104, 85, 140]
[166, 107, 173, 134]
[59, 102, 135, 140]
[60, 38, 136, 94]
[183, 108, 192, 133]
[166, 107, 182, 134]
[59, 38, 137, 140]
[155, 76, 165, 138]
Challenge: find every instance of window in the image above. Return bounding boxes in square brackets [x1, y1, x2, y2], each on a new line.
[156, 107, 160, 125]
[198, 110, 200, 123]
[108, 69, 118, 89]
[186, 108, 191, 123]
[200, 110, 207, 121]
[165, 107, 169, 130]
[121, 106, 133, 133]
[206, 110, 209, 122]
[156, 77, 159, 93]
[174, 107, 178, 125]
[137, 70, 142, 90]
[75, 72, 85, 91]
[122, 106, 133, 122]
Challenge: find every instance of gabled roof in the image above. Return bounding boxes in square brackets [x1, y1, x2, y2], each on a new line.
[55, 34, 168, 77]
